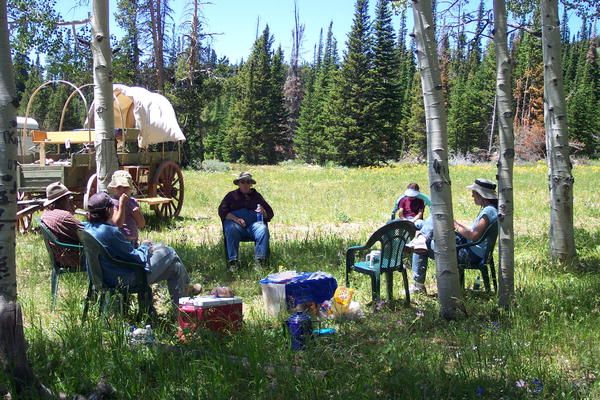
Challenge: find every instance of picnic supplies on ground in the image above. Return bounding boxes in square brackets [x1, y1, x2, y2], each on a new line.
[284, 272, 338, 309]
[286, 311, 313, 351]
[259, 271, 299, 317]
[178, 295, 243, 334]
[210, 286, 235, 298]
[332, 286, 355, 316]
[259, 271, 338, 316]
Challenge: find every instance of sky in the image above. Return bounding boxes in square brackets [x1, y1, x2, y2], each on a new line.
[56, 1, 585, 65]
[56, 0, 403, 64]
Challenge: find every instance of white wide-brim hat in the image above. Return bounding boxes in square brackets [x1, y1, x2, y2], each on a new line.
[404, 188, 420, 198]
[466, 178, 497, 200]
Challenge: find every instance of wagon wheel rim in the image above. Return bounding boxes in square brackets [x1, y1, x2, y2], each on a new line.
[16, 191, 32, 234]
[83, 174, 98, 210]
[149, 161, 184, 218]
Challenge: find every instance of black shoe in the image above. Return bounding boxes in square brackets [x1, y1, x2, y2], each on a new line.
[228, 260, 239, 273]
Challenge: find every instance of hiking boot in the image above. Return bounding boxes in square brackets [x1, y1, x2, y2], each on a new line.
[409, 282, 427, 294]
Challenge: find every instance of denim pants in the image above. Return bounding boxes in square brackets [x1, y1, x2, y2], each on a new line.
[223, 208, 270, 261]
[410, 217, 481, 284]
[146, 244, 190, 305]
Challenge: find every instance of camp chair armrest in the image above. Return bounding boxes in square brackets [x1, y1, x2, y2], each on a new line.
[456, 223, 496, 250]
[347, 245, 368, 252]
[53, 240, 83, 250]
[104, 256, 145, 270]
[346, 245, 368, 268]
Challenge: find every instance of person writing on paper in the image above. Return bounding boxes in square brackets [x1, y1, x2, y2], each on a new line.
[391, 182, 430, 229]
[407, 178, 498, 294]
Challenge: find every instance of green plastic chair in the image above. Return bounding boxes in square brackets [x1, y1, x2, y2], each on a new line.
[457, 222, 499, 292]
[77, 230, 154, 320]
[345, 220, 416, 305]
[38, 220, 85, 309]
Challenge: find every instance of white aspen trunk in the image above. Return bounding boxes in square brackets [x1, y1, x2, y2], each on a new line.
[540, 0, 576, 263]
[0, 0, 17, 303]
[412, 0, 462, 320]
[0, 2, 52, 396]
[493, 0, 515, 308]
[92, 0, 118, 192]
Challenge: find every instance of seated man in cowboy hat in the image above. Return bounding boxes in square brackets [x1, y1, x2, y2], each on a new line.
[41, 182, 83, 269]
[408, 178, 498, 294]
[218, 172, 274, 269]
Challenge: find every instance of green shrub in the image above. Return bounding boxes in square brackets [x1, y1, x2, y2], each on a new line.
[201, 159, 230, 172]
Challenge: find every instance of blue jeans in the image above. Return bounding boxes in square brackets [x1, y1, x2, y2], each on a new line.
[223, 209, 269, 261]
[411, 217, 481, 284]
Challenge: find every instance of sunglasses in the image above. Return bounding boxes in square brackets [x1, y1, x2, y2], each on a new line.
[239, 180, 253, 184]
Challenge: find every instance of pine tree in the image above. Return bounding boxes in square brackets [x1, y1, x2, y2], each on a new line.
[448, 42, 496, 156]
[296, 22, 339, 163]
[397, 28, 416, 157]
[371, 0, 402, 161]
[325, 0, 375, 167]
[226, 26, 287, 164]
[403, 71, 426, 157]
[568, 39, 600, 156]
[114, 0, 142, 85]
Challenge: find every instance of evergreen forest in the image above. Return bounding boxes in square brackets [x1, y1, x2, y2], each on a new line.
[9, 0, 600, 167]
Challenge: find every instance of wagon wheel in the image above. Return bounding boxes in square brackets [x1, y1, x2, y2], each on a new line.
[16, 191, 33, 234]
[83, 173, 98, 210]
[148, 161, 184, 218]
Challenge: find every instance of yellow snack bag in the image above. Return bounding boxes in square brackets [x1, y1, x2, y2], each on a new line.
[332, 286, 355, 315]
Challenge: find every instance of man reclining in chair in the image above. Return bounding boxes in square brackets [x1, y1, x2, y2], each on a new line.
[84, 192, 200, 306]
[41, 182, 83, 268]
[218, 172, 274, 270]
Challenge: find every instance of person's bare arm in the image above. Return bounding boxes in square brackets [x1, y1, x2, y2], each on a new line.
[111, 194, 128, 227]
[132, 205, 145, 229]
[454, 216, 488, 241]
[226, 212, 246, 227]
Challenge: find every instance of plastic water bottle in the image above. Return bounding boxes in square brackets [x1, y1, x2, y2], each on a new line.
[256, 204, 264, 224]
[145, 324, 155, 343]
[473, 276, 481, 291]
[286, 312, 312, 351]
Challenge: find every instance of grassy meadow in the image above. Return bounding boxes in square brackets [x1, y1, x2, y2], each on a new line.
[9, 162, 600, 399]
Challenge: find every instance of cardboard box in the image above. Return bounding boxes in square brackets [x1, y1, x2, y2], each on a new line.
[178, 296, 243, 334]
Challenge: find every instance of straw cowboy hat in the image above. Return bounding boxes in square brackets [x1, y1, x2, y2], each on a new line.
[44, 182, 73, 207]
[466, 178, 498, 200]
[233, 172, 256, 185]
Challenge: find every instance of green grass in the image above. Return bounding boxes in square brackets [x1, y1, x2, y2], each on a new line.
[9, 162, 600, 399]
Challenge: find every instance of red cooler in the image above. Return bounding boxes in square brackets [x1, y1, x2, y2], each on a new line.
[178, 296, 243, 334]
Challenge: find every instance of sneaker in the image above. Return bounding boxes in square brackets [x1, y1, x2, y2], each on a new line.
[406, 233, 428, 255]
[409, 282, 427, 294]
